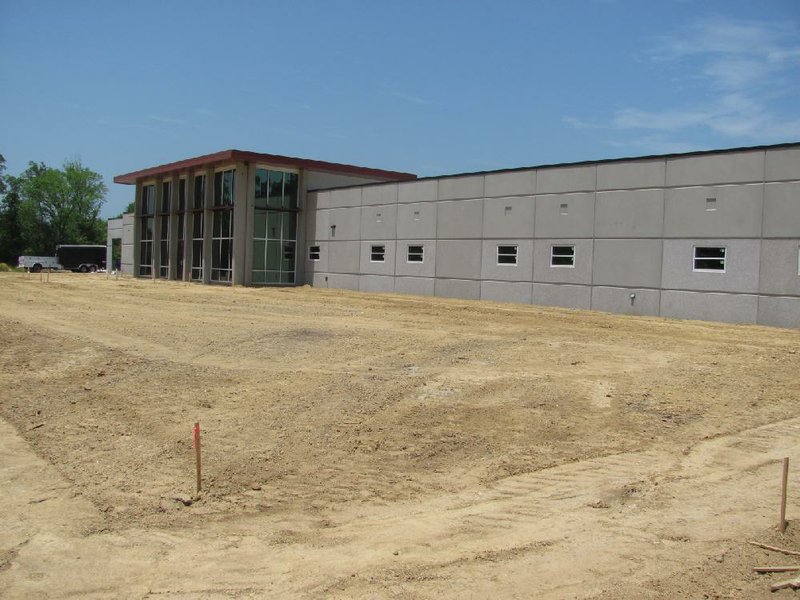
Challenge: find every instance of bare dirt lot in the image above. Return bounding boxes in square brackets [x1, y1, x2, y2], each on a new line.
[1, 272, 799, 599]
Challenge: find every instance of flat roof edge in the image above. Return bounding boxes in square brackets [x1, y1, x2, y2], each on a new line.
[114, 149, 417, 185]
[309, 141, 800, 191]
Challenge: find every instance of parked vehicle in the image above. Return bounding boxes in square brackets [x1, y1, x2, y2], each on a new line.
[17, 255, 61, 273]
[56, 245, 106, 272]
[17, 245, 106, 273]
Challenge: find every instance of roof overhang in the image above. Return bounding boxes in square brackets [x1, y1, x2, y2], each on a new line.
[113, 149, 417, 185]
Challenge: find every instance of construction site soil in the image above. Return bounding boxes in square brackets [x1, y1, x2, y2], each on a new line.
[1, 272, 799, 599]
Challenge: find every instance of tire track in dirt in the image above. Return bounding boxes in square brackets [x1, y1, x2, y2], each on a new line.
[4, 414, 799, 598]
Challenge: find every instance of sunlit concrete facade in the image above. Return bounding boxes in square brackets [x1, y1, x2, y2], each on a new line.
[114, 143, 800, 327]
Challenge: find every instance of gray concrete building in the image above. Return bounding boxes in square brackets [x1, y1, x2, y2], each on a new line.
[112, 143, 800, 328]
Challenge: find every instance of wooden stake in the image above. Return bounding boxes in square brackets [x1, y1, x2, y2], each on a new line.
[193, 421, 202, 494]
[748, 541, 800, 557]
[771, 577, 800, 592]
[46, 268, 50, 282]
[781, 457, 789, 532]
[753, 566, 800, 573]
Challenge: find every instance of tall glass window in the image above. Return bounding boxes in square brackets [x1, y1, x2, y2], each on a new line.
[211, 169, 235, 282]
[139, 184, 155, 276]
[252, 168, 298, 284]
[191, 174, 206, 281]
[158, 181, 171, 278]
[176, 179, 186, 279]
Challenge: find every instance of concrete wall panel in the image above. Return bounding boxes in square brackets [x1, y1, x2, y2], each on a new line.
[596, 159, 665, 191]
[758, 240, 800, 295]
[664, 184, 763, 238]
[482, 196, 535, 239]
[592, 239, 663, 288]
[395, 240, 436, 277]
[394, 276, 435, 297]
[304, 241, 329, 273]
[435, 240, 482, 279]
[481, 239, 534, 282]
[660, 290, 758, 324]
[397, 202, 437, 239]
[304, 172, 386, 192]
[359, 241, 396, 275]
[327, 241, 361, 274]
[480, 281, 532, 304]
[763, 182, 800, 238]
[534, 193, 595, 238]
[360, 204, 397, 239]
[359, 275, 395, 293]
[312, 272, 359, 291]
[661, 239, 761, 293]
[594, 189, 664, 238]
[591, 287, 661, 317]
[306, 205, 330, 241]
[758, 296, 800, 328]
[398, 179, 438, 203]
[484, 170, 536, 197]
[533, 239, 593, 284]
[537, 165, 595, 194]
[532, 283, 592, 309]
[438, 175, 484, 200]
[122, 213, 134, 275]
[327, 207, 361, 240]
[328, 187, 362, 208]
[765, 147, 800, 182]
[362, 183, 398, 206]
[434, 278, 481, 300]
[307, 190, 329, 210]
[437, 199, 484, 239]
[666, 151, 764, 186]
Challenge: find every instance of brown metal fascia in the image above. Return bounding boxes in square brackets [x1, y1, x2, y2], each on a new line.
[114, 149, 417, 185]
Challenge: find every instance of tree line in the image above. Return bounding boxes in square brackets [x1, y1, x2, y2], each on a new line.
[0, 154, 107, 265]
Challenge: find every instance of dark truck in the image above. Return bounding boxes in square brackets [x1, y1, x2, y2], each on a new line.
[55, 245, 106, 272]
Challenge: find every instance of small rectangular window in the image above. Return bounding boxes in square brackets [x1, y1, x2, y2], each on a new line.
[560, 203, 569, 215]
[407, 245, 424, 263]
[705, 197, 717, 211]
[308, 245, 320, 261]
[693, 246, 726, 272]
[497, 245, 518, 265]
[370, 244, 385, 262]
[551, 245, 575, 267]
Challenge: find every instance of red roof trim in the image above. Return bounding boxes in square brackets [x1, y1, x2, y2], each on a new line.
[113, 149, 417, 185]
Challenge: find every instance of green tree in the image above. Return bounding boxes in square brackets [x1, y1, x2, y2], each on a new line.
[112, 200, 136, 219]
[15, 159, 107, 255]
[0, 155, 26, 264]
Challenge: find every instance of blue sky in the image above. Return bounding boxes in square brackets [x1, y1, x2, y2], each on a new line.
[1, 0, 799, 218]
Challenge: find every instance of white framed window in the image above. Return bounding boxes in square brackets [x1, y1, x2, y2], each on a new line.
[308, 245, 320, 261]
[370, 244, 385, 262]
[497, 245, 518, 265]
[693, 246, 726, 272]
[407, 244, 424, 263]
[551, 245, 575, 267]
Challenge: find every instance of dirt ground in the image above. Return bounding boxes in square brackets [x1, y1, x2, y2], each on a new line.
[0, 271, 799, 599]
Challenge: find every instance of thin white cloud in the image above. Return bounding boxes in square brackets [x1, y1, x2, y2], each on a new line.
[379, 90, 435, 106]
[148, 115, 192, 126]
[564, 16, 800, 146]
